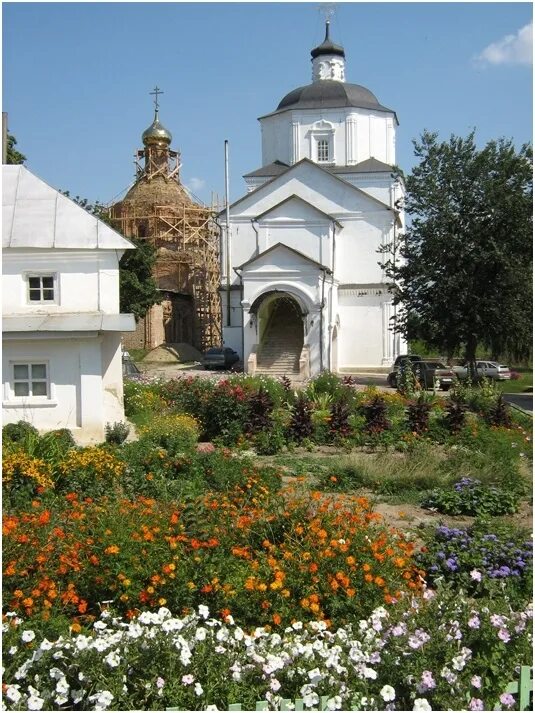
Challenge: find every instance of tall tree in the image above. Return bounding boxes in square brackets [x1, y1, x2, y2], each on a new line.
[384, 131, 532, 364]
[6, 133, 26, 165]
[62, 191, 161, 321]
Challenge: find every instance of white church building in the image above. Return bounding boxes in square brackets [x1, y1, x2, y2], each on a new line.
[220, 22, 406, 377]
[2, 165, 136, 443]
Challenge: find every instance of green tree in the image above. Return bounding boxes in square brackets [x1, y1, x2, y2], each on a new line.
[6, 133, 26, 164]
[119, 237, 161, 322]
[384, 131, 532, 364]
[62, 191, 161, 321]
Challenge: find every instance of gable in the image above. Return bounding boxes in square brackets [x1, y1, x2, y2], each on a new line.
[255, 194, 342, 226]
[2, 165, 134, 250]
[238, 242, 330, 273]
[225, 159, 392, 221]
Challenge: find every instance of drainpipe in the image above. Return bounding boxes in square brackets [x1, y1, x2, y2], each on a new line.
[233, 267, 245, 364]
[250, 218, 259, 255]
[224, 140, 231, 328]
[320, 268, 326, 372]
[328, 220, 337, 371]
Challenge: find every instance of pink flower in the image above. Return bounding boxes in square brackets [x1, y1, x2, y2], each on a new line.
[498, 628, 511, 643]
[470, 570, 482, 582]
[471, 675, 482, 689]
[470, 698, 484, 710]
[499, 693, 515, 709]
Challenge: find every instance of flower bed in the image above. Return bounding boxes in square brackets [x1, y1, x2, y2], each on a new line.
[2, 592, 532, 711]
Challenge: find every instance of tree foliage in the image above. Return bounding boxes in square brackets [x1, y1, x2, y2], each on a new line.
[119, 237, 161, 322]
[384, 131, 532, 363]
[6, 133, 26, 165]
[61, 192, 161, 322]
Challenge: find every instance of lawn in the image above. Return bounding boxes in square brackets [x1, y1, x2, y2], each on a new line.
[2, 373, 533, 711]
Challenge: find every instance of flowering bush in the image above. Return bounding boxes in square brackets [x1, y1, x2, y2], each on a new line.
[2, 451, 54, 507]
[422, 477, 519, 517]
[123, 379, 167, 416]
[417, 522, 533, 606]
[3, 478, 424, 629]
[2, 591, 531, 711]
[56, 447, 126, 498]
[136, 413, 200, 454]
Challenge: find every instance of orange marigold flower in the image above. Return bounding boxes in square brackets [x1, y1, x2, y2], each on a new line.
[104, 545, 120, 555]
[308, 563, 318, 573]
[362, 563, 371, 572]
[272, 613, 282, 625]
[364, 574, 373, 583]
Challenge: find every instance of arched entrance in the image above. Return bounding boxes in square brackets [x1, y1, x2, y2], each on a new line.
[254, 293, 304, 375]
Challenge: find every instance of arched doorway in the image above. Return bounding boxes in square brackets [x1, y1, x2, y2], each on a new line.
[254, 293, 304, 375]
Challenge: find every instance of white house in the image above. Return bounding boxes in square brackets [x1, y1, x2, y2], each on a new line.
[220, 22, 406, 377]
[2, 164, 136, 443]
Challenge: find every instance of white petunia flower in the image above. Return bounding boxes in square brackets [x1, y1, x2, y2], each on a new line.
[194, 682, 203, 696]
[380, 685, 396, 702]
[27, 694, 45, 711]
[21, 630, 36, 643]
[39, 639, 53, 651]
[104, 651, 121, 668]
[182, 674, 195, 685]
[5, 686, 21, 703]
[8, 646, 17, 655]
[326, 696, 343, 710]
[198, 605, 210, 619]
[54, 694, 69, 706]
[93, 620, 107, 630]
[413, 698, 432, 711]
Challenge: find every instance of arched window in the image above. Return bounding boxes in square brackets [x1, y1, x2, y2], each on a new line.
[309, 120, 335, 164]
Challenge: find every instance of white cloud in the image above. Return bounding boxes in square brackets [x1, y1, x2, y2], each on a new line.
[187, 177, 206, 192]
[475, 22, 532, 66]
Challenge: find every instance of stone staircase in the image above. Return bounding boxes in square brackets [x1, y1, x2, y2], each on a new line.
[255, 306, 303, 377]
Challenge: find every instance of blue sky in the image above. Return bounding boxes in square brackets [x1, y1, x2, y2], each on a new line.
[3, 1, 532, 206]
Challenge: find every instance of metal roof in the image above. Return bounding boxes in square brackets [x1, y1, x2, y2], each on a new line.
[2, 165, 135, 250]
[243, 160, 290, 178]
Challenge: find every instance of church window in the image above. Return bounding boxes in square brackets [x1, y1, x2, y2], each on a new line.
[317, 139, 330, 162]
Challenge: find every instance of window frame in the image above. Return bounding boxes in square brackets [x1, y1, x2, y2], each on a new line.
[3, 360, 57, 407]
[24, 272, 59, 305]
[316, 138, 330, 163]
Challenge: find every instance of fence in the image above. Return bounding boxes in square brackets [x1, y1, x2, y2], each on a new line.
[167, 666, 533, 711]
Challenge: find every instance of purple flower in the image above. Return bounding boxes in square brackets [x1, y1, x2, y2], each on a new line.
[470, 699, 484, 711]
[420, 671, 436, 691]
[471, 675, 482, 689]
[499, 693, 516, 709]
[498, 628, 511, 643]
[468, 615, 480, 630]
[470, 570, 482, 582]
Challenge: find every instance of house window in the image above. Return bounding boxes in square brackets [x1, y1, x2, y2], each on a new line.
[12, 363, 49, 398]
[27, 274, 56, 303]
[317, 139, 330, 163]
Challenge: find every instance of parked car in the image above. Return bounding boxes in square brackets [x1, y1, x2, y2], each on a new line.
[388, 360, 456, 391]
[453, 361, 511, 382]
[387, 355, 422, 388]
[202, 347, 240, 370]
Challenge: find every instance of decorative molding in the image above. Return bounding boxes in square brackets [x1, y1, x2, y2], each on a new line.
[292, 122, 300, 164]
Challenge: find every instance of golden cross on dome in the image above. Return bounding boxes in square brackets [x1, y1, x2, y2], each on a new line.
[150, 86, 163, 112]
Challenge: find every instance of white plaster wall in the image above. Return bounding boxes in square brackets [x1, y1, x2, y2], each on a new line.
[339, 176, 393, 205]
[261, 108, 395, 167]
[2, 249, 121, 315]
[3, 337, 82, 431]
[101, 334, 126, 426]
[337, 297, 385, 367]
[335, 216, 392, 284]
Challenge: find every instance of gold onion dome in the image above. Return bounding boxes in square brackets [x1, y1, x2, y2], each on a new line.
[142, 110, 172, 146]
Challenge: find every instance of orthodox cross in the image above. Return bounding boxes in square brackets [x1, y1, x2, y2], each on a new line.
[150, 86, 163, 112]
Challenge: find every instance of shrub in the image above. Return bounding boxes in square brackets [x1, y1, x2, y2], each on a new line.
[406, 393, 433, 434]
[204, 380, 250, 444]
[288, 394, 313, 443]
[362, 395, 391, 435]
[329, 399, 352, 441]
[2, 420, 38, 444]
[254, 425, 286, 455]
[123, 380, 167, 416]
[417, 521, 533, 605]
[443, 397, 467, 434]
[137, 413, 200, 454]
[49, 428, 76, 450]
[2, 451, 54, 507]
[246, 387, 274, 435]
[56, 446, 126, 497]
[487, 394, 513, 428]
[105, 421, 131, 445]
[422, 477, 519, 517]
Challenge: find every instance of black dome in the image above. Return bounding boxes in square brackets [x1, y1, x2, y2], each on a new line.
[276, 80, 392, 114]
[311, 22, 345, 59]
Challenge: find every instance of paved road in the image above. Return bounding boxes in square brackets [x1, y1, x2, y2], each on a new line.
[502, 393, 533, 413]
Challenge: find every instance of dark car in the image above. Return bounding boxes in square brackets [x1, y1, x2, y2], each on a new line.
[387, 355, 422, 388]
[202, 347, 240, 370]
[387, 359, 456, 391]
[412, 361, 456, 391]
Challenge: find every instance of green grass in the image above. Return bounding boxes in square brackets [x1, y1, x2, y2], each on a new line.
[498, 372, 533, 394]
